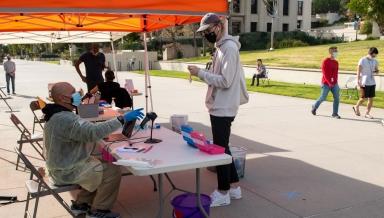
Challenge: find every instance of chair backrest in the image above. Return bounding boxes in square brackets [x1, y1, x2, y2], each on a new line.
[30, 100, 40, 112]
[265, 70, 269, 78]
[11, 113, 45, 160]
[124, 79, 135, 93]
[113, 88, 132, 108]
[15, 147, 44, 180]
[345, 76, 357, 88]
[10, 113, 32, 139]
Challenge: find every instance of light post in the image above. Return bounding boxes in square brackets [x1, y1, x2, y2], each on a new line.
[263, 0, 278, 51]
[228, 0, 232, 35]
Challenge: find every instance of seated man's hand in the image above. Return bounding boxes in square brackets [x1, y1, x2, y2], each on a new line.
[124, 108, 144, 122]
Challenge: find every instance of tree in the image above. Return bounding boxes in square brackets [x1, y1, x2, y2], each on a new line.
[312, 0, 341, 14]
[348, 0, 384, 34]
[121, 33, 143, 50]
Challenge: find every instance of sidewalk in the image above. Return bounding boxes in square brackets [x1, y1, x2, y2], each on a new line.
[1, 60, 384, 217]
[158, 61, 384, 91]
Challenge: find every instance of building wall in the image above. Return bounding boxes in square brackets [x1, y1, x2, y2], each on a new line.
[230, 0, 312, 34]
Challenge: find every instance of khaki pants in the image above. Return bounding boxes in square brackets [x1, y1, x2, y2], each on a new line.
[76, 162, 122, 210]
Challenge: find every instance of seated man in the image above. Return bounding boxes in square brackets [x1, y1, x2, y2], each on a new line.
[90, 70, 121, 104]
[42, 82, 143, 218]
[251, 59, 267, 86]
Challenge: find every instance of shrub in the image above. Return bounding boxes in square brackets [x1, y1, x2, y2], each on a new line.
[366, 36, 379, 40]
[273, 39, 309, 49]
[239, 31, 342, 51]
[360, 21, 372, 34]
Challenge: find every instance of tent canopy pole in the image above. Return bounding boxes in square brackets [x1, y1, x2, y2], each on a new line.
[110, 32, 118, 82]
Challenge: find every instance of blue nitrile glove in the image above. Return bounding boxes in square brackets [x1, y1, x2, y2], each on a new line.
[123, 108, 144, 122]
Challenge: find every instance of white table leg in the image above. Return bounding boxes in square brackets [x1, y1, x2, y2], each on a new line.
[157, 174, 164, 218]
[196, 168, 209, 218]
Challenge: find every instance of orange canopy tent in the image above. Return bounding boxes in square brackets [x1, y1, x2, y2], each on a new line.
[0, 0, 229, 114]
[0, 1, 228, 32]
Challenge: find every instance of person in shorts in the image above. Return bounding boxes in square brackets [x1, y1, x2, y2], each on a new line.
[353, 47, 379, 119]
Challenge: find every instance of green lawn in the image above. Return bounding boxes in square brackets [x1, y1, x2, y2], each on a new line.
[134, 70, 384, 109]
[179, 40, 384, 72]
[44, 60, 60, 65]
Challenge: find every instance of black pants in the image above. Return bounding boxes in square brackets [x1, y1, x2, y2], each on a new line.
[210, 115, 239, 191]
[5, 73, 15, 94]
[251, 74, 265, 86]
[86, 80, 103, 92]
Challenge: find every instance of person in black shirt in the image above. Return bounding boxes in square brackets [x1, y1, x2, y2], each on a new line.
[90, 70, 120, 104]
[88, 70, 132, 108]
[75, 43, 106, 91]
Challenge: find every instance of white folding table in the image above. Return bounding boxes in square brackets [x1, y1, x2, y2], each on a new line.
[83, 107, 123, 122]
[101, 127, 232, 218]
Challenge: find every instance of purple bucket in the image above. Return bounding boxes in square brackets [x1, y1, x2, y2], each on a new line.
[171, 193, 211, 218]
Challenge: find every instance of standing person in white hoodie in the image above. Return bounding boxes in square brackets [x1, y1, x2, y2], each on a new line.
[188, 13, 249, 208]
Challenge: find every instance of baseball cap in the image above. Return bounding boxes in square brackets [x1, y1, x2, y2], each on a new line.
[197, 13, 221, 32]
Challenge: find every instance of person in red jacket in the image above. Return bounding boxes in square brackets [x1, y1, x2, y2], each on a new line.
[311, 47, 341, 119]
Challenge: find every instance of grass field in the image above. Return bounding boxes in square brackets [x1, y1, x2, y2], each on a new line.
[44, 60, 60, 65]
[179, 40, 384, 72]
[134, 70, 384, 109]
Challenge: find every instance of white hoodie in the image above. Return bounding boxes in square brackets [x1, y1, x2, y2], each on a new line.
[198, 34, 249, 117]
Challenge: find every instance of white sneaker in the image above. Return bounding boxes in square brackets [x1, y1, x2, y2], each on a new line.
[229, 186, 242, 200]
[210, 190, 230, 207]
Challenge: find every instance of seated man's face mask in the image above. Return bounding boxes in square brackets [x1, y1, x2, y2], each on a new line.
[71, 92, 82, 107]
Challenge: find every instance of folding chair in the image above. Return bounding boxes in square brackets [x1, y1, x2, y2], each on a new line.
[30, 100, 45, 134]
[10, 113, 45, 170]
[0, 85, 16, 112]
[15, 147, 80, 218]
[260, 70, 270, 85]
[340, 76, 359, 100]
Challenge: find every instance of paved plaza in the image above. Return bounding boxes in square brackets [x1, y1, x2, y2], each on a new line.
[1, 60, 384, 218]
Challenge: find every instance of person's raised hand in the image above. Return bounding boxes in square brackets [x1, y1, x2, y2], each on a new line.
[187, 65, 200, 77]
[123, 108, 144, 122]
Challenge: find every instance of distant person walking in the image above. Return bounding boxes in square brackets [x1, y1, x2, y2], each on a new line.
[3, 56, 16, 95]
[311, 47, 340, 119]
[75, 43, 106, 91]
[251, 59, 266, 86]
[353, 47, 379, 119]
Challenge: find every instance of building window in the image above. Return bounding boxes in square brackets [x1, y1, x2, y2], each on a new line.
[297, 1, 303, 16]
[233, 0, 240, 13]
[297, 20, 302, 29]
[232, 21, 241, 35]
[251, 22, 257, 32]
[283, 23, 289, 32]
[283, 0, 289, 16]
[267, 23, 272, 32]
[251, 0, 258, 14]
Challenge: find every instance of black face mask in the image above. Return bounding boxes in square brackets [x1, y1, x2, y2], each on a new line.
[204, 31, 217, 43]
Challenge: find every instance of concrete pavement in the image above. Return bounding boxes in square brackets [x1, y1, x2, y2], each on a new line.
[1, 60, 384, 218]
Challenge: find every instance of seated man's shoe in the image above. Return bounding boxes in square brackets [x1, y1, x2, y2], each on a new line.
[229, 186, 242, 200]
[210, 190, 230, 207]
[70, 200, 91, 216]
[86, 210, 120, 218]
